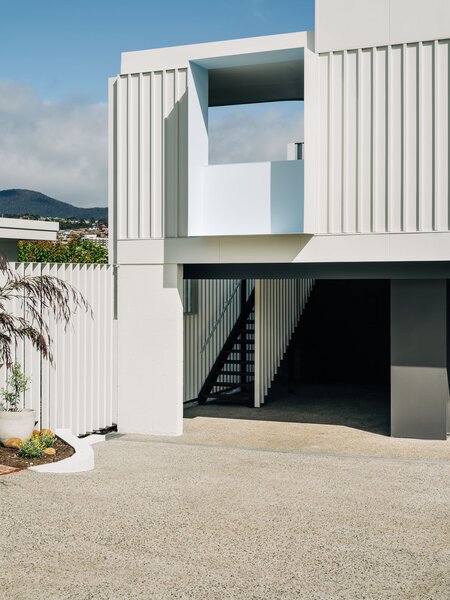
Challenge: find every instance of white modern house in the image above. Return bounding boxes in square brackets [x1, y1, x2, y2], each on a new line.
[109, 0, 450, 440]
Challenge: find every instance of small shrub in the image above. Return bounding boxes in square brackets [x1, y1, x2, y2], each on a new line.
[18, 436, 44, 459]
[0, 363, 31, 412]
[39, 433, 56, 448]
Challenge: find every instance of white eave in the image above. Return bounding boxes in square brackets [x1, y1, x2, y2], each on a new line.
[0, 217, 59, 241]
[121, 31, 313, 74]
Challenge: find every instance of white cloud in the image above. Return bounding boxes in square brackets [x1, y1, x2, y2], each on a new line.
[0, 83, 304, 207]
[0, 81, 107, 207]
[208, 102, 304, 165]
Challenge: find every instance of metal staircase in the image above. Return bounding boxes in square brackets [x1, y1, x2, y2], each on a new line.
[198, 284, 255, 405]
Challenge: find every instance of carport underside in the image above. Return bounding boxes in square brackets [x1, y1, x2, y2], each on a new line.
[184, 262, 450, 440]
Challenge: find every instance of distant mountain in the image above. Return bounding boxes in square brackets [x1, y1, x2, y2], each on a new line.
[0, 189, 107, 221]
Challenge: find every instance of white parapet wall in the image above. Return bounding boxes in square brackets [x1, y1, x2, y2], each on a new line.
[201, 161, 304, 236]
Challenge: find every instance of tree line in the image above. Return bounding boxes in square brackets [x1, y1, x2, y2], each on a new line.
[18, 236, 108, 264]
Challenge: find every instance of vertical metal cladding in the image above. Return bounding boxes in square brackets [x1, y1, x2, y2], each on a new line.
[254, 279, 314, 407]
[316, 40, 449, 234]
[0, 263, 116, 436]
[183, 280, 254, 402]
[111, 68, 188, 240]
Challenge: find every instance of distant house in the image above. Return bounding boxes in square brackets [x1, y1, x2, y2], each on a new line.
[0, 217, 58, 260]
[109, 0, 450, 441]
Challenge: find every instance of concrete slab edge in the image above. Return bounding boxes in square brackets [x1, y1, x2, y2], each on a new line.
[29, 429, 104, 474]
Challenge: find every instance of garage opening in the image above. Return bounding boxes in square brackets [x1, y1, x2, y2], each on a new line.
[184, 277, 390, 436]
[269, 279, 391, 435]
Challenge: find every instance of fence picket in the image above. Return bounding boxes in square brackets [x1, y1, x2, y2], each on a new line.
[0, 263, 116, 436]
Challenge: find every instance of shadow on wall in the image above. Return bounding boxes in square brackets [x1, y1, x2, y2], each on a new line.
[164, 91, 188, 239]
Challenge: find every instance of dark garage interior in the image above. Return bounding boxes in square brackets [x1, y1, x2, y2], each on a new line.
[287, 279, 390, 385]
[267, 279, 392, 435]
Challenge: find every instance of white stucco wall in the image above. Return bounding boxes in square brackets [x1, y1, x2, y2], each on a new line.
[117, 263, 184, 435]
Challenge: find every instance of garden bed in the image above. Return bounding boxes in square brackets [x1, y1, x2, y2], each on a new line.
[0, 436, 74, 470]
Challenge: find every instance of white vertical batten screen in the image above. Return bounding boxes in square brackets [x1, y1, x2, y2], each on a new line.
[0, 263, 116, 436]
[313, 40, 449, 234]
[254, 279, 314, 407]
[110, 69, 188, 241]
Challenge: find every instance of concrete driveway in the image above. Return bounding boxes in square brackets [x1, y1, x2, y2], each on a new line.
[1, 423, 449, 600]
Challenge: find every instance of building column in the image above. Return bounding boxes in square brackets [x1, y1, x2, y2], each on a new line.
[117, 263, 183, 436]
[391, 279, 448, 440]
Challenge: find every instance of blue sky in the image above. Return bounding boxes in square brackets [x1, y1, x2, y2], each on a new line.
[0, 0, 314, 206]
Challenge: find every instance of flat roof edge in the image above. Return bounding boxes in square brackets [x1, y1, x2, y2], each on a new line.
[0, 217, 59, 232]
[121, 31, 312, 74]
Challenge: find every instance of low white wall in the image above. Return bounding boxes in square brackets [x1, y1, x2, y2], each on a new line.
[201, 160, 304, 236]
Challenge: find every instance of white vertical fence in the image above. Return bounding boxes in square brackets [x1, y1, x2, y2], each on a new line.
[0, 263, 117, 436]
[254, 279, 314, 407]
[183, 279, 254, 402]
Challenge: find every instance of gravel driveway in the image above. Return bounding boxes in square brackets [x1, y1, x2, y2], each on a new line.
[1, 435, 449, 600]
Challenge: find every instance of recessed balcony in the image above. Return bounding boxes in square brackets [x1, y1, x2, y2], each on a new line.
[187, 46, 305, 238]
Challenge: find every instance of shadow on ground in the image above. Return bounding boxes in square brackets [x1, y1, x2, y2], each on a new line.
[185, 382, 390, 436]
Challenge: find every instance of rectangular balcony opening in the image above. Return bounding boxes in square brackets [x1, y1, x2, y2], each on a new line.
[208, 101, 304, 165]
[188, 48, 306, 237]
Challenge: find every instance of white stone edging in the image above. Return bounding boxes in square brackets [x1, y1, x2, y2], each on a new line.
[29, 429, 105, 474]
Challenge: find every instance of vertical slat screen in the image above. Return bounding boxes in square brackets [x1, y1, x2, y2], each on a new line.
[0, 263, 116, 436]
[254, 279, 314, 408]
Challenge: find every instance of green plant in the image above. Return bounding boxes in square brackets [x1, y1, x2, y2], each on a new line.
[18, 436, 44, 459]
[39, 433, 55, 448]
[18, 235, 108, 264]
[0, 362, 30, 412]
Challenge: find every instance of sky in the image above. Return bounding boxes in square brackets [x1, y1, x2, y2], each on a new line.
[0, 0, 314, 207]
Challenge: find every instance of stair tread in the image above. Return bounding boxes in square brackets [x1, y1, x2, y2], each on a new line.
[218, 371, 253, 376]
[223, 359, 254, 364]
[213, 381, 254, 387]
[197, 288, 256, 403]
[211, 381, 241, 388]
[207, 394, 254, 400]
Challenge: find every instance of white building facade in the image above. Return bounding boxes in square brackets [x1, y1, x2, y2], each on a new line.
[109, 0, 450, 440]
